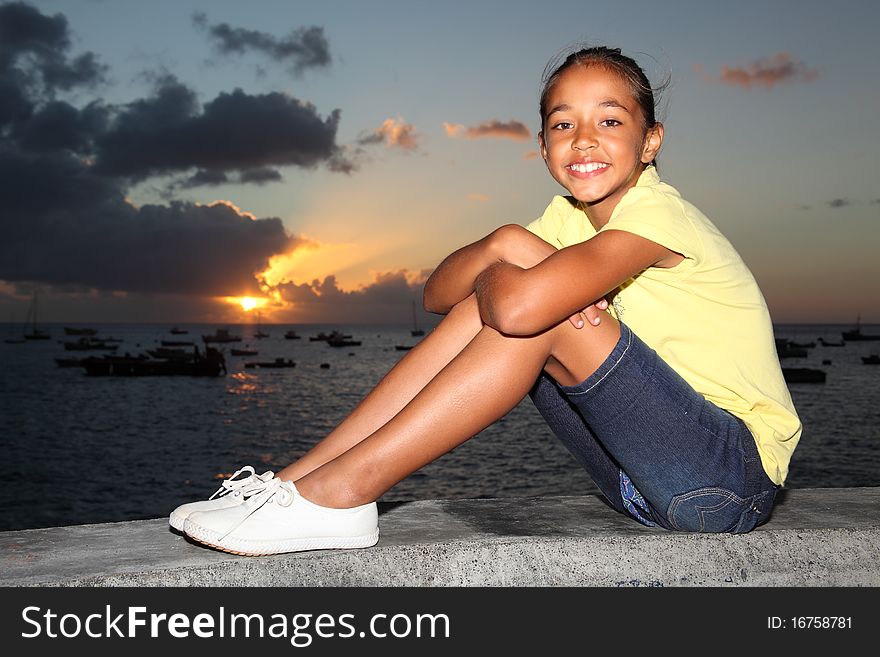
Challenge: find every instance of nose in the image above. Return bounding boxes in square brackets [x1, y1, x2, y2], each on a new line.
[572, 126, 598, 152]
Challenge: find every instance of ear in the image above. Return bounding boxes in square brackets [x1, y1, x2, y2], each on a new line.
[538, 130, 548, 162]
[640, 122, 664, 164]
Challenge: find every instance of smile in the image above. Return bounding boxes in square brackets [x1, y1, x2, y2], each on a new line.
[566, 162, 608, 174]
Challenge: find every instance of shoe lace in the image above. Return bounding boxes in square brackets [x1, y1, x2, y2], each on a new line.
[208, 466, 273, 500]
[218, 479, 298, 540]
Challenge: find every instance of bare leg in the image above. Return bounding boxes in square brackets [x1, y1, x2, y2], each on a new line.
[292, 311, 621, 508]
[276, 295, 484, 481]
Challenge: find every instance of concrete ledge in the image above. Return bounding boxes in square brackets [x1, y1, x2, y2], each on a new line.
[2, 487, 879, 587]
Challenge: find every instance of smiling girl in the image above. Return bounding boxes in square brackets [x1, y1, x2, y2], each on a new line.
[173, 46, 801, 555]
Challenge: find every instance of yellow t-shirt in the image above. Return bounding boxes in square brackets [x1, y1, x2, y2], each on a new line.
[525, 166, 801, 485]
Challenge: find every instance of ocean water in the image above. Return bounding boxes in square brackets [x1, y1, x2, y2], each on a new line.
[1, 322, 878, 531]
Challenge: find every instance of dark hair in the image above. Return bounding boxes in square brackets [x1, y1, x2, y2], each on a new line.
[539, 46, 664, 134]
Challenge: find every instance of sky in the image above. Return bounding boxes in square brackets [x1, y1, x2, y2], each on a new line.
[0, 0, 877, 325]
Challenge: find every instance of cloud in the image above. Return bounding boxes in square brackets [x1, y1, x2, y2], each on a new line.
[523, 150, 539, 160]
[828, 198, 850, 209]
[274, 270, 433, 324]
[696, 53, 818, 89]
[466, 193, 491, 203]
[357, 117, 419, 151]
[0, 1, 107, 127]
[0, 2, 311, 299]
[93, 76, 345, 180]
[443, 119, 530, 141]
[192, 12, 331, 76]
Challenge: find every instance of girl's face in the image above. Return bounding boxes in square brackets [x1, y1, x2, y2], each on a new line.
[539, 65, 662, 228]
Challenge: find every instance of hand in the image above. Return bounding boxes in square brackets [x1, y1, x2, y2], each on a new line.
[569, 298, 609, 328]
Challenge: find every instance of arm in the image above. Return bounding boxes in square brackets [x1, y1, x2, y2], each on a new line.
[423, 224, 557, 314]
[475, 228, 674, 335]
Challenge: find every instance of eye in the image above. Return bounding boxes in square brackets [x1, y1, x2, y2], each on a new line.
[552, 121, 573, 130]
[600, 119, 622, 127]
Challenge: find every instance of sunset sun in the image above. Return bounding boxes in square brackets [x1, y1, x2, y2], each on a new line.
[239, 296, 258, 312]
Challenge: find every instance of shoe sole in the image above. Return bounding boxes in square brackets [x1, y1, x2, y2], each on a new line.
[183, 519, 379, 556]
[169, 510, 187, 532]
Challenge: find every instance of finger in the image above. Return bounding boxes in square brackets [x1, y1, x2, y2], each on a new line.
[583, 306, 602, 326]
[569, 312, 585, 329]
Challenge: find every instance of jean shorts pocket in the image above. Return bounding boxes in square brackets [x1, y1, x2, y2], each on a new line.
[667, 487, 750, 533]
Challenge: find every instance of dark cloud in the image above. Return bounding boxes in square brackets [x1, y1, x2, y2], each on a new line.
[181, 168, 229, 188]
[828, 198, 850, 209]
[0, 1, 106, 107]
[444, 119, 531, 141]
[239, 166, 282, 185]
[193, 12, 331, 76]
[0, 2, 319, 299]
[274, 270, 433, 324]
[0, 147, 296, 296]
[696, 53, 818, 90]
[93, 76, 344, 179]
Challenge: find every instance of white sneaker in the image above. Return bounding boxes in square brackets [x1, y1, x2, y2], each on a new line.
[169, 466, 274, 531]
[183, 479, 379, 556]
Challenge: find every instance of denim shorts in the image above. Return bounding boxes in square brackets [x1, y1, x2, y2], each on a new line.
[530, 322, 779, 533]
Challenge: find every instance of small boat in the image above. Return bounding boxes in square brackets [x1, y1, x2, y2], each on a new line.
[253, 313, 269, 339]
[147, 347, 194, 360]
[161, 339, 195, 347]
[284, 330, 302, 340]
[310, 330, 352, 342]
[775, 339, 807, 359]
[788, 340, 816, 349]
[64, 327, 97, 336]
[170, 327, 188, 335]
[395, 345, 414, 351]
[411, 300, 425, 337]
[202, 328, 242, 343]
[842, 315, 880, 341]
[63, 338, 118, 351]
[22, 290, 51, 340]
[55, 357, 86, 367]
[231, 347, 258, 356]
[327, 337, 361, 347]
[817, 337, 844, 347]
[244, 357, 296, 369]
[782, 368, 826, 383]
[862, 355, 880, 365]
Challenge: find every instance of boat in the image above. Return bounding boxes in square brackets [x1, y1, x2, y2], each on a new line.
[817, 337, 844, 347]
[327, 337, 361, 347]
[244, 357, 296, 369]
[147, 347, 194, 360]
[253, 312, 269, 339]
[63, 337, 118, 351]
[842, 315, 880, 341]
[395, 345, 414, 351]
[788, 340, 816, 349]
[55, 357, 86, 367]
[161, 339, 195, 346]
[170, 327, 188, 335]
[782, 368, 826, 384]
[284, 329, 301, 340]
[22, 290, 51, 340]
[81, 348, 226, 377]
[775, 339, 807, 359]
[411, 300, 425, 337]
[64, 327, 97, 336]
[202, 328, 242, 343]
[862, 355, 880, 365]
[231, 347, 259, 356]
[310, 330, 351, 342]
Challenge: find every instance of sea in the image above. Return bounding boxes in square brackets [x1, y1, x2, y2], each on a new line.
[1, 322, 878, 532]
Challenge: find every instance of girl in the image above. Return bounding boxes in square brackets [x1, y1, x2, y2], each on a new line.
[172, 46, 801, 556]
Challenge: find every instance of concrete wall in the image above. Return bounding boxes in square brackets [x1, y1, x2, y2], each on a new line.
[2, 487, 878, 586]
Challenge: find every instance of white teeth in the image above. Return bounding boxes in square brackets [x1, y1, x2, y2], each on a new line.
[568, 162, 608, 173]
